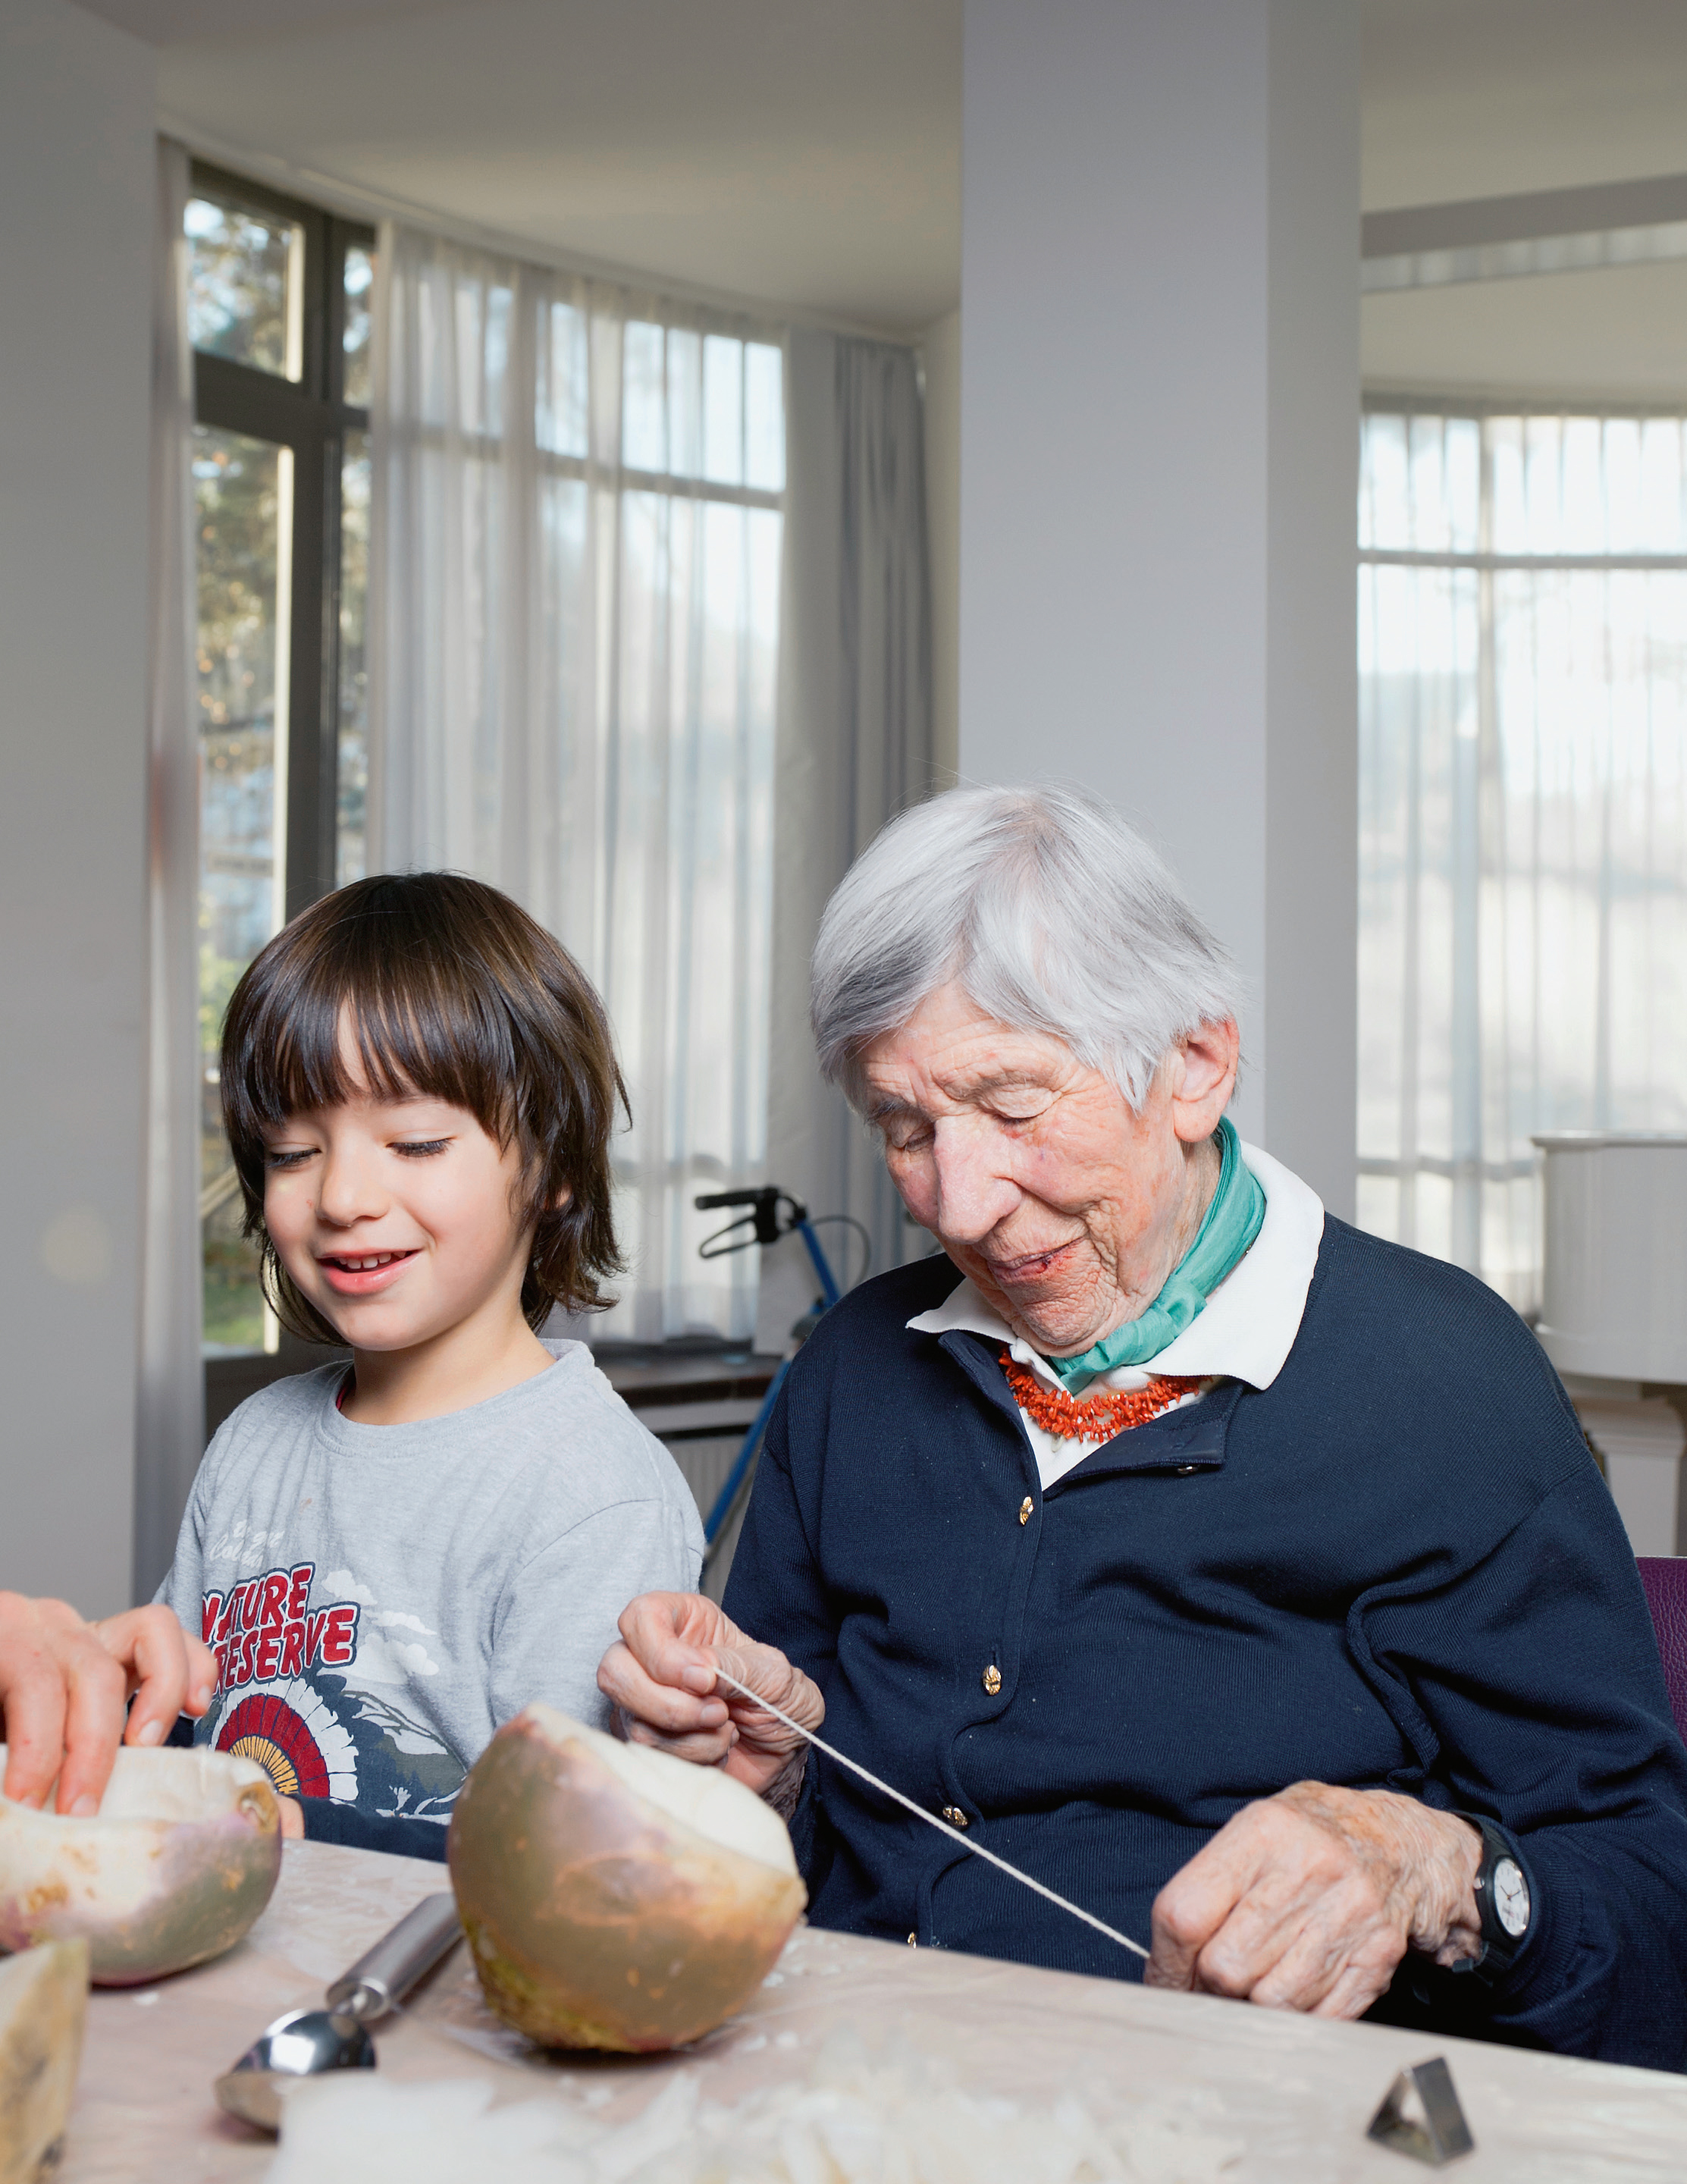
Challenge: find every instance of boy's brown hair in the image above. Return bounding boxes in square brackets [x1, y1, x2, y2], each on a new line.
[221, 872, 627, 1342]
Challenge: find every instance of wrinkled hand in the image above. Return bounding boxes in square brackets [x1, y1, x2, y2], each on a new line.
[1146, 1781, 1483, 2019]
[598, 1592, 823, 1807]
[0, 1594, 217, 1816]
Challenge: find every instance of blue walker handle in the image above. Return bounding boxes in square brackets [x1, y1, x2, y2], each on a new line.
[700, 1215, 841, 1545]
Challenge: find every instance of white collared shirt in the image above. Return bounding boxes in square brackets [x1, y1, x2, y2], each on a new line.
[905, 1141, 1325, 1489]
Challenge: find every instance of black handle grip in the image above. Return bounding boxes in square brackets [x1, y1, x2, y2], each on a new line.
[694, 1185, 807, 1250]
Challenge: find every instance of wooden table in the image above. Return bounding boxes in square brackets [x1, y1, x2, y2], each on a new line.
[61, 1840, 1687, 2182]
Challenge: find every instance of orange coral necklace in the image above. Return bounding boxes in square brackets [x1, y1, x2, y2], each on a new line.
[1000, 1351, 1208, 1441]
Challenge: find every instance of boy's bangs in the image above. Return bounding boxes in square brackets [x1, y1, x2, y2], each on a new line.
[232, 946, 511, 1144]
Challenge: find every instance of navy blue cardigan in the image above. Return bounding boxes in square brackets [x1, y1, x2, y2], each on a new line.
[722, 1219, 1687, 2069]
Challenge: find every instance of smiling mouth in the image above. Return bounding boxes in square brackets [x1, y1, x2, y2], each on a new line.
[985, 1241, 1074, 1285]
[316, 1247, 421, 1294]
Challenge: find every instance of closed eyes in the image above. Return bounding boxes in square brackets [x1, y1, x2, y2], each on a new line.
[262, 1137, 454, 1168]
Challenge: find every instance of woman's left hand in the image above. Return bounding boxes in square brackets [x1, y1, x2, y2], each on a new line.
[1145, 1781, 1484, 2019]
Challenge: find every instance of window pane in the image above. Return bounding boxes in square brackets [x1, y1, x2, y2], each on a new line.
[195, 425, 291, 1354]
[623, 320, 667, 472]
[451, 276, 513, 438]
[667, 328, 702, 479]
[745, 342, 784, 492]
[343, 242, 374, 407]
[337, 430, 370, 884]
[185, 196, 303, 380]
[1358, 409, 1687, 1315]
[619, 327, 784, 487]
[703, 335, 744, 486]
[536, 298, 588, 458]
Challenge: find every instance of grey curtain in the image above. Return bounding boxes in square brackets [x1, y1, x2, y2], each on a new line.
[759, 331, 936, 1341]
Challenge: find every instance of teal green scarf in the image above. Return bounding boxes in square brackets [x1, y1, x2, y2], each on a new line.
[1049, 1118, 1264, 1390]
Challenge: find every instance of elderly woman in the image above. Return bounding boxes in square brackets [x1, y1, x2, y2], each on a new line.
[604, 783, 1687, 2069]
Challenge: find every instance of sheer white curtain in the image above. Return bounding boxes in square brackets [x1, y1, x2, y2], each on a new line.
[369, 228, 784, 1339]
[135, 138, 203, 1598]
[760, 329, 935, 1339]
[1359, 406, 1687, 1311]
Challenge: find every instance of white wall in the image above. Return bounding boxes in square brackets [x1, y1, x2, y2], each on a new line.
[0, 0, 155, 1611]
[1263, 0, 1362, 1217]
[921, 308, 962, 787]
[958, 0, 1359, 1215]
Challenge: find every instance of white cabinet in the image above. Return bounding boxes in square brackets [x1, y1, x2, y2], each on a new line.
[1535, 1134, 1687, 1557]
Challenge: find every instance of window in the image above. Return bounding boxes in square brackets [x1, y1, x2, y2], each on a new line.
[187, 167, 373, 1356]
[375, 231, 785, 1341]
[1358, 406, 1687, 1310]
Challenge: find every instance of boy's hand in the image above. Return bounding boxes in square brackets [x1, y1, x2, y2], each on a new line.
[0, 1594, 216, 1816]
[277, 1795, 306, 1840]
[599, 1592, 822, 1803]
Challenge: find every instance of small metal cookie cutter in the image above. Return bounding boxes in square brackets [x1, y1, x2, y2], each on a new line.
[1366, 2057, 1475, 2166]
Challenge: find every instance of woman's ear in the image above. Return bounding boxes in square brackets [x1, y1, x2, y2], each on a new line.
[551, 1182, 573, 1213]
[1169, 1019, 1240, 1144]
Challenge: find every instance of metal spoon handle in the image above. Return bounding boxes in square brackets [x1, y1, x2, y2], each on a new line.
[325, 1891, 462, 2022]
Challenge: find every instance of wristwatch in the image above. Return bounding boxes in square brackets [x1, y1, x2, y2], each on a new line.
[1454, 1818, 1532, 1975]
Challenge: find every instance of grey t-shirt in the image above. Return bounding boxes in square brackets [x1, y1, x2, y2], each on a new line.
[157, 1341, 702, 1827]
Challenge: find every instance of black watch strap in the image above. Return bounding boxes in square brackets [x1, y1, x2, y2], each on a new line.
[1453, 1817, 1532, 1977]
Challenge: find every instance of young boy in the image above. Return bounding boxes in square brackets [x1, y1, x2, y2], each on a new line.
[158, 873, 704, 1857]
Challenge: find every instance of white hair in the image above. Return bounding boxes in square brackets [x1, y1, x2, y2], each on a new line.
[811, 783, 1244, 1111]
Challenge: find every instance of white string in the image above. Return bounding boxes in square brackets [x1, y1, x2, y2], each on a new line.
[711, 1668, 1149, 1962]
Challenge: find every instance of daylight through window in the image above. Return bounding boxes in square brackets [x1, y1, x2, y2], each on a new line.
[1358, 406, 1687, 1310]
[375, 234, 785, 1340]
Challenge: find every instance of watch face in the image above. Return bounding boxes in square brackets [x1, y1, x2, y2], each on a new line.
[1494, 1856, 1531, 1938]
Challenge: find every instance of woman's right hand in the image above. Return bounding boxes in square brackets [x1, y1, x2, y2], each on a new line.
[597, 1592, 823, 1803]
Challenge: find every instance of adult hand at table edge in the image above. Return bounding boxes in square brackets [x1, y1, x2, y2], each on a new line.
[598, 1590, 823, 1808]
[1145, 1781, 1484, 2019]
[0, 1593, 215, 1816]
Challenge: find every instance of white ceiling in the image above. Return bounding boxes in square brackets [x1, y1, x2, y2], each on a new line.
[1361, 0, 1687, 209]
[1361, 0, 1687, 400]
[88, 0, 962, 336]
[1363, 259, 1687, 403]
[75, 0, 1687, 381]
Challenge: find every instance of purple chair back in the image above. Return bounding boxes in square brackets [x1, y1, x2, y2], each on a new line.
[1636, 1558, 1687, 1747]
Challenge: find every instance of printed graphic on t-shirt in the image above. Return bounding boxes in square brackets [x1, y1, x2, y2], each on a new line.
[197, 1560, 466, 1824]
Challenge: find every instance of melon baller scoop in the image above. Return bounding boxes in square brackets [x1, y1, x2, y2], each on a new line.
[215, 1891, 463, 2132]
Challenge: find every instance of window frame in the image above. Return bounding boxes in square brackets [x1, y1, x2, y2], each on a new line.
[189, 159, 372, 922]
[190, 162, 372, 1424]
